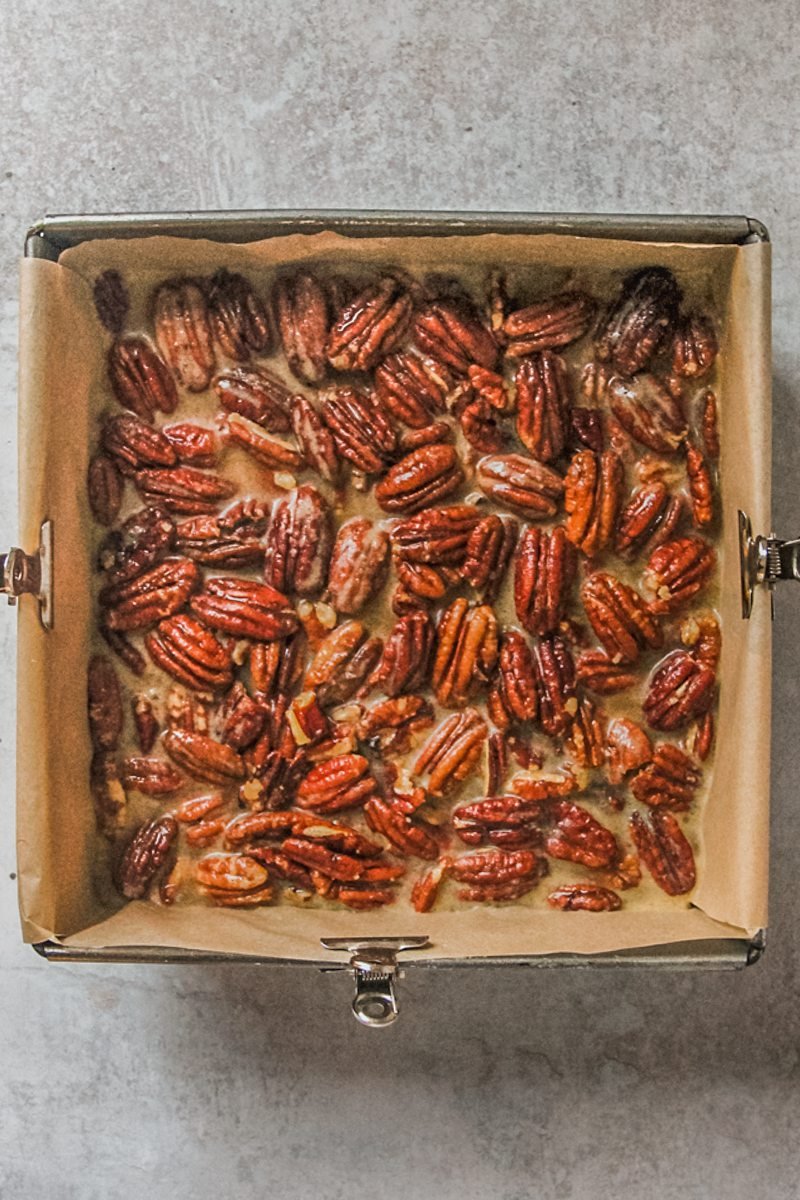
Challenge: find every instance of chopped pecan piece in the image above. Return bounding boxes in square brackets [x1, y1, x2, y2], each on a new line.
[290, 394, 341, 482]
[595, 266, 681, 376]
[680, 611, 721, 671]
[162, 422, 219, 467]
[700, 389, 720, 460]
[414, 708, 487, 797]
[576, 650, 638, 695]
[454, 387, 505, 453]
[631, 743, 701, 810]
[213, 365, 294, 432]
[321, 387, 397, 473]
[605, 717, 652, 784]
[564, 448, 624, 557]
[222, 411, 304, 471]
[503, 291, 596, 356]
[615, 482, 684, 559]
[581, 572, 662, 664]
[305, 620, 383, 705]
[175, 499, 267, 568]
[191, 577, 298, 641]
[565, 696, 606, 768]
[117, 815, 178, 899]
[413, 297, 498, 375]
[93, 269, 129, 334]
[375, 443, 463, 513]
[371, 610, 434, 696]
[263, 484, 333, 597]
[629, 809, 696, 895]
[411, 862, 446, 912]
[685, 441, 714, 527]
[569, 406, 604, 455]
[364, 797, 440, 860]
[100, 558, 201, 633]
[153, 279, 215, 392]
[328, 275, 414, 372]
[90, 752, 127, 835]
[686, 711, 714, 762]
[374, 351, 449, 427]
[207, 269, 272, 360]
[461, 514, 518, 602]
[217, 682, 267, 751]
[391, 504, 482, 565]
[135, 465, 236, 515]
[671, 311, 718, 379]
[490, 631, 538, 724]
[132, 694, 159, 753]
[607, 374, 688, 454]
[87, 655, 123, 751]
[546, 800, 619, 869]
[146, 613, 234, 692]
[533, 634, 577, 737]
[273, 271, 329, 385]
[468, 364, 513, 413]
[327, 518, 390, 615]
[643, 536, 715, 613]
[643, 650, 715, 731]
[515, 352, 572, 462]
[108, 335, 178, 420]
[447, 848, 548, 902]
[295, 754, 378, 813]
[476, 453, 564, 518]
[163, 728, 246, 785]
[120, 756, 184, 796]
[514, 525, 576, 636]
[432, 599, 498, 707]
[88, 455, 123, 526]
[102, 412, 177, 474]
[547, 884, 621, 911]
[100, 627, 147, 676]
[97, 506, 176, 584]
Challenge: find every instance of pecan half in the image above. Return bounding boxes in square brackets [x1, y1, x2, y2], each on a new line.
[565, 697, 606, 768]
[100, 558, 201, 632]
[503, 291, 596, 356]
[364, 797, 439, 860]
[629, 809, 696, 895]
[547, 884, 621, 911]
[643, 536, 715, 613]
[219, 683, 267, 751]
[546, 800, 619, 869]
[175, 499, 268, 568]
[453, 793, 545, 848]
[453, 388, 505, 453]
[97, 506, 176, 584]
[145, 613, 234, 692]
[162, 422, 219, 467]
[468, 364, 514, 413]
[108, 335, 178, 420]
[631, 743, 702, 810]
[432, 599, 499, 707]
[88, 455, 123, 527]
[643, 649, 715, 731]
[207, 269, 272, 360]
[250, 633, 306, 698]
[581, 572, 662, 664]
[371, 610, 434, 696]
[328, 275, 413, 371]
[117, 815, 178, 899]
[321, 387, 397, 473]
[102, 413, 177, 473]
[100, 627, 147, 676]
[447, 848, 548, 902]
[295, 754, 378, 813]
[196, 853, 269, 893]
[680, 611, 721, 671]
[595, 266, 681, 376]
[605, 717, 652, 784]
[533, 634, 577, 736]
[462, 515, 519, 602]
[685, 442, 714, 528]
[87, 655, 123, 751]
[513, 525, 576, 636]
[476, 453, 564, 518]
[413, 298, 498, 375]
[701, 389, 720, 460]
[273, 271, 329, 385]
[357, 695, 434, 756]
[135, 465, 236, 515]
[564, 449, 623, 557]
[163, 728, 246, 784]
[213, 365, 293, 432]
[374, 351, 449, 428]
[190, 577, 299, 640]
[394, 560, 448, 607]
[490, 631, 538, 724]
[672, 312, 718, 379]
[290, 395, 341, 482]
[391, 504, 482, 565]
[615, 482, 684, 559]
[263, 484, 333, 596]
[132, 694, 159, 754]
[327, 518, 390, 614]
[375, 443, 463, 513]
[411, 862, 446, 912]
[607, 374, 688, 454]
[120, 757, 184, 796]
[576, 650, 638, 695]
[93, 269, 129, 334]
[153, 279, 215, 392]
[569, 407, 604, 455]
[305, 620, 383, 705]
[515, 352, 572, 462]
[414, 708, 487, 796]
[222, 411, 304, 471]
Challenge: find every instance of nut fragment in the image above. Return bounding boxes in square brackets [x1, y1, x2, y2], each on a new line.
[701, 389, 720, 460]
[685, 441, 714, 528]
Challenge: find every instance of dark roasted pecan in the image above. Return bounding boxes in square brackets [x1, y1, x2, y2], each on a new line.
[327, 519, 390, 615]
[432, 598, 498, 707]
[615, 482, 684, 559]
[414, 708, 487, 796]
[305, 620, 383, 705]
[412, 298, 498, 375]
[605, 717, 652, 784]
[132, 694, 159, 754]
[581, 572, 662, 663]
[263, 484, 333, 596]
[153, 279, 215, 392]
[607, 373, 688, 454]
[93, 270, 129, 334]
[120, 757, 184, 796]
[643, 649, 715, 731]
[391, 504, 482, 565]
[102, 412, 177, 473]
[222, 411, 304, 471]
[274, 271, 329, 385]
[398, 420, 453, 452]
[490, 631, 538, 725]
[595, 266, 681, 375]
[207, 269, 272, 360]
[630, 809, 696, 895]
[515, 352, 572, 462]
[100, 626, 147, 676]
[97, 506, 176, 584]
[546, 800, 619, 869]
[163, 728, 246, 784]
[503, 291, 596, 356]
[88, 454, 123, 526]
[146, 613, 234, 692]
[685, 441, 714, 528]
[328, 275, 413, 372]
[357, 695, 434, 755]
[533, 635, 577, 737]
[370, 610, 434, 697]
[643, 536, 715, 613]
[375, 443, 463, 513]
[631, 743, 701, 810]
[295, 754, 378, 813]
[100, 558, 201, 632]
[476, 453, 564, 518]
[576, 650, 638, 695]
[190, 576, 298, 640]
[290, 395, 341, 482]
[321, 387, 397, 473]
[680, 611, 721, 671]
[513, 525, 576, 636]
[108, 335, 178, 420]
[462, 514, 518, 602]
[547, 884, 621, 911]
[672, 312, 718, 379]
[564, 449, 623, 557]
[219, 683, 267, 750]
[701, 389, 720, 460]
[87, 655, 123, 751]
[374, 351, 449, 428]
[213, 365, 293, 432]
[446, 848, 548, 902]
[364, 797, 439, 860]
[135, 465, 236, 515]
[569, 407, 604, 454]
[250, 633, 305, 698]
[117, 815, 178, 899]
[565, 697, 606, 768]
[162, 423, 219, 466]
[175, 499, 267, 568]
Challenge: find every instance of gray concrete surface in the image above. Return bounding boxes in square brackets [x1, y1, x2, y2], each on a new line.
[1, 2, 799, 1197]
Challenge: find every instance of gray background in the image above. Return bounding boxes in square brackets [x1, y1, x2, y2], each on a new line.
[1, 2, 798, 1197]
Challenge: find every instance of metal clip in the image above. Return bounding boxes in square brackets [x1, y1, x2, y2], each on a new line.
[0, 520, 53, 629]
[739, 509, 800, 620]
[321, 936, 429, 1027]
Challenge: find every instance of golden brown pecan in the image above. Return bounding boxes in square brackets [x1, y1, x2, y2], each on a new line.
[476, 453, 564, 518]
[615, 482, 684, 559]
[90, 752, 127, 835]
[108, 335, 178, 420]
[414, 708, 487, 797]
[515, 352, 572, 462]
[395, 560, 448, 605]
[432, 598, 499, 707]
[413, 298, 498, 375]
[375, 443, 463, 513]
[263, 484, 333, 597]
[226, 809, 381, 857]
[295, 753, 378, 813]
[327, 518, 390, 615]
[371, 610, 435, 696]
[490, 630, 538, 724]
[132, 694, 159, 754]
[576, 650, 638, 695]
[273, 271, 329, 385]
[391, 504, 482, 565]
[374, 351, 449, 428]
[595, 267, 681, 375]
[334, 884, 398, 909]
[290, 394, 341, 483]
[411, 862, 446, 912]
[546, 800, 619, 869]
[206, 269, 272, 360]
[213, 365, 294, 432]
[117, 815, 178, 899]
[533, 634, 577, 736]
[196, 852, 269, 892]
[607, 374, 688, 454]
[87, 655, 123, 751]
[547, 884, 621, 911]
[514, 525, 576, 636]
[184, 819, 226, 848]
[685, 441, 714, 528]
[643, 536, 715, 613]
[468, 364, 514, 413]
[222, 411, 304, 471]
[630, 809, 696, 895]
[305, 620, 383, 705]
[581, 572, 663, 664]
[453, 793, 546, 848]
[569, 406, 604, 455]
[163, 728, 246, 784]
[93, 269, 129, 334]
[631, 743, 702, 810]
[190, 577, 299, 641]
[175, 499, 267, 568]
[685, 711, 714, 762]
[279, 836, 382, 883]
[364, 797, 440, 860]
[446, 848, 548, 902]
[162, 423, 219, 467]
[503, 291, 596, 357]
[605, 717, 652, 784]
[565, 696, 606, 768]
[88, 454, 123, 527]
[154, 279, 215, 392]
[672, 311, 718, 379]
[700, 389, 720, 460]
[101, 413, 177, 474]
[145, 613, 234, 692]
[462, 514, 519, 601]
[643, 649, 715, 731]
[328, 276, 414, 372]
[135, 465, 237, 515]
[680, 611, 721, 671]
[357, 695, 434, 756]
[321, 387, 398, 473]
[120, 756, 184, 796]
[100, 558, 201, 632]
[398, 420, 453, 452]
[564, 448, 624, 558]
[97, 506, 176, 584]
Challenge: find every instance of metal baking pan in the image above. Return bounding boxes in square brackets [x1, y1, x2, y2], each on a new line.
[4, 210, 781, 1025]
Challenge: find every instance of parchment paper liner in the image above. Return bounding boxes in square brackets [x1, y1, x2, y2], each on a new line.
[16, 230, 771, 960]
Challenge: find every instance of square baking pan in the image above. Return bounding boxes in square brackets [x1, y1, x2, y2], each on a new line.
[6, 210, 780, 1025]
